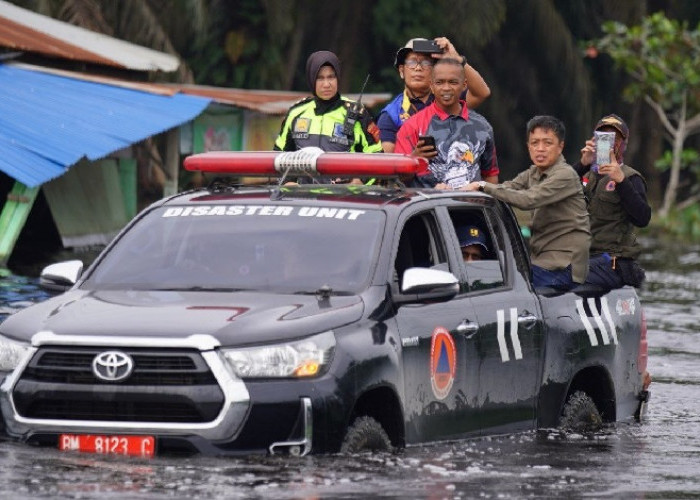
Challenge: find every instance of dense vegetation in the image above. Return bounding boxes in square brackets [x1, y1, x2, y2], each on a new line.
[11, 0, 700, 237]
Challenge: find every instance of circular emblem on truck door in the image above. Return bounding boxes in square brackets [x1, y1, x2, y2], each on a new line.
[92, 351, 134, 382]
[430, 327, 456, 400]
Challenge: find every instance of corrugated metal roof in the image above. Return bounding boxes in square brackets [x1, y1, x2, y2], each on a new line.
[2, 64, 392, 115]
[13, 62, 181, 96]
[169, 84, 392, 115]
[0, 63, 210, 188]
[0, 0, 179, 71]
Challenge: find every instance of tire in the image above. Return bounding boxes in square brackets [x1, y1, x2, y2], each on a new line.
[559, 391, 603, 432]
[340, 416, 392, 454]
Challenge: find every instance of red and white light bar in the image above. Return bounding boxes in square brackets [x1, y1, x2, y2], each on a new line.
[183, 148, 426, 177]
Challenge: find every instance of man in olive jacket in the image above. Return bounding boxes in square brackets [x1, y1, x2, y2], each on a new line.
[464, 115, 590, 290]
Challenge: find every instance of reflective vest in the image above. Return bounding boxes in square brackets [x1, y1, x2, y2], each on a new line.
[274, 97, 381, 153]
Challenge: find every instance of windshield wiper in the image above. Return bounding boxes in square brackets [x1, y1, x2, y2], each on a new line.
[291, 286, 354, 298]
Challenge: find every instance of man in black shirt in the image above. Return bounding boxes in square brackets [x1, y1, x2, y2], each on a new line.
[573, 114, 651, 289]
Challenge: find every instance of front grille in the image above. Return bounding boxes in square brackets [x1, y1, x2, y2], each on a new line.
[13, 347, 225, 423]
[26, 400, 204, 422]
[23, 348, 214, 385]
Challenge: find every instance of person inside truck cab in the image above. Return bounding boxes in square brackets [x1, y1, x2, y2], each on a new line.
[463, 115, 591, 291]
[456, 225, 488, 262]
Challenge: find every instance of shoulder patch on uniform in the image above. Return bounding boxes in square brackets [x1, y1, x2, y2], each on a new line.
[288, 96, 314, 110]
[367, 121, 380, 143]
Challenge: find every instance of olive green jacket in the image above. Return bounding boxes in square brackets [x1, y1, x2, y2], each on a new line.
[483, 155, 591, 283]
[584, 164, 646, 259]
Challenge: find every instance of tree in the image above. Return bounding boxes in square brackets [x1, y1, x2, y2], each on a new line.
[586, 12, 700, 217]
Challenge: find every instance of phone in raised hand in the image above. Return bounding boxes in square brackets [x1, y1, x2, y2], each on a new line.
[594, 131, 615, 166]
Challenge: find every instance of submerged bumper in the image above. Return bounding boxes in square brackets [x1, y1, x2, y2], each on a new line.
[0, 333, 323, 456]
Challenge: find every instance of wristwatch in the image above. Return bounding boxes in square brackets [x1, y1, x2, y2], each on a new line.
[460, 55, 468, 66]
[477, 180, 486, 192]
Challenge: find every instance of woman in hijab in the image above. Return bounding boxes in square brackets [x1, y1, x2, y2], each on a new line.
[273, 50, 382, 153]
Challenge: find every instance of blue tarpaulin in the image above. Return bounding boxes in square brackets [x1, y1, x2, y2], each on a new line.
[0, 64, 211, 187]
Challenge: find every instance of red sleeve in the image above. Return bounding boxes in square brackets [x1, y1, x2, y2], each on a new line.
[394, 119, 418, 155]
[480, 142, 499, 178]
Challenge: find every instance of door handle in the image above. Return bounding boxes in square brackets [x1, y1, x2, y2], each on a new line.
[453, 320, 479, 338]
[517, 311, 538, 329]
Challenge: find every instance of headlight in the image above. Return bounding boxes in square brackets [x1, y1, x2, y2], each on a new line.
[0, 334, 31, 372]
[221, 331, 335, 379]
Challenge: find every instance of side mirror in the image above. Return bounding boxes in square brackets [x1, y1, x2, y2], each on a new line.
[398, 267, 459, 302]
[39, 260, 83, 292]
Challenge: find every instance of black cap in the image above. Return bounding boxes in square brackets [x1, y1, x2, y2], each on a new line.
[456, 226, 488, 251]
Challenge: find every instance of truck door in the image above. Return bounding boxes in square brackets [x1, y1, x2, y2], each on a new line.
[392, 210, 482, 445]
[446, 206, 545, 435]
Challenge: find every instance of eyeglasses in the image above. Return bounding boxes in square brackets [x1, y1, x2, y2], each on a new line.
[404, 59, 433, 69]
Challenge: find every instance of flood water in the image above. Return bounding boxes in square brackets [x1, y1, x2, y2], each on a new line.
[0, 236, 698, 499]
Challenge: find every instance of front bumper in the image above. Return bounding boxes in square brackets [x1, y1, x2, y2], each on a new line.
[0, 332, 316, 455]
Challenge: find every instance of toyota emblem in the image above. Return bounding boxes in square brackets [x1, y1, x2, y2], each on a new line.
[92, 351, 134, 382]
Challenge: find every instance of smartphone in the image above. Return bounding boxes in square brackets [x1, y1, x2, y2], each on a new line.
[418, 135, 436, 150]
[412, 40, 443, 54]
[594, 131, 615, 166]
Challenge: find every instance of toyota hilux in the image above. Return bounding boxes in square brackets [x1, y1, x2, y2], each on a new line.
[0, 149, 650, 457]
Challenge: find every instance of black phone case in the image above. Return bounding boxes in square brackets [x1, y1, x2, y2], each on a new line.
[412, 40, 442, 53]
[419, 136, 436, 148]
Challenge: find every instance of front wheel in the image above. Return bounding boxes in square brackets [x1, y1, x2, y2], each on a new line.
[559, 391, 603, 432]
[340, 416, 392, 454]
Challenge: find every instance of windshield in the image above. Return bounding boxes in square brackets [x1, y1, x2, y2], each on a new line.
[83, 203, 385, 294]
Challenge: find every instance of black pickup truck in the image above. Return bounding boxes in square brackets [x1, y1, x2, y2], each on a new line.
[0, 151, 650, 457]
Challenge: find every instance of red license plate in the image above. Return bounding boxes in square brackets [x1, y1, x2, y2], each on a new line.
[59, 434, 155, 458]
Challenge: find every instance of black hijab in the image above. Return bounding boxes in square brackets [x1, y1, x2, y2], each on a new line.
[305, 50, 342, 114]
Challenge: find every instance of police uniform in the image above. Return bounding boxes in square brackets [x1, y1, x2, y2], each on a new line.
[273, 96, 382, 153]
[273, 50, 381, 154]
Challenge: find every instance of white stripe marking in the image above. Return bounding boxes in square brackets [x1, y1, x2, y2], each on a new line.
[496, 309, 509, 362]
[576, 299, 598, 346]
[509, 307, 523, 360]
[601, 297, 618, 345]
[588, 297, 610, 345]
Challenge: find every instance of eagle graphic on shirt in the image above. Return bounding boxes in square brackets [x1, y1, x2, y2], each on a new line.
[429, 139, 485, 189]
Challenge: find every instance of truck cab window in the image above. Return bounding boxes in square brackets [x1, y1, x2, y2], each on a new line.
[394, 211, 448, 285]
[447, 208, 505, 292]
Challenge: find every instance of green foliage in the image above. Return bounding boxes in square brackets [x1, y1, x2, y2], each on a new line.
[589, 12, 700, 114]
[656, 204, 700, 240]
[587, 11, 700, 219]
[654, 148, 700, 173]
